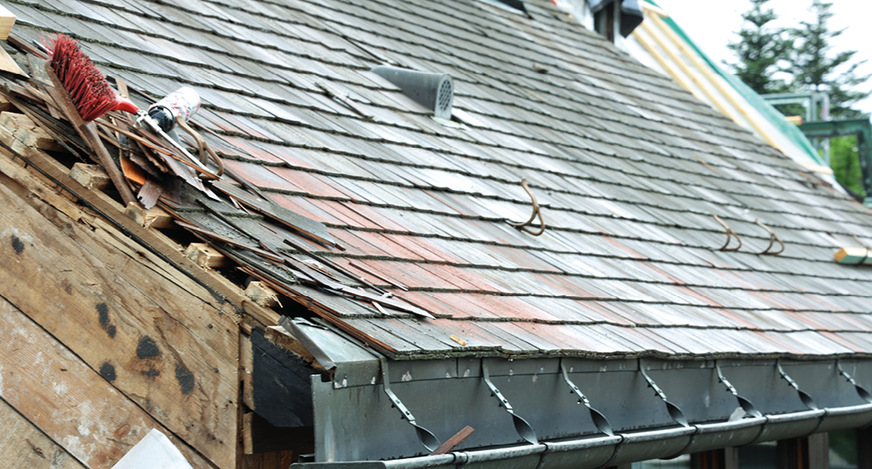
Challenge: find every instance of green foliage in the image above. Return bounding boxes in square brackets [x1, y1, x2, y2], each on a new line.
[728, 0, 869, 118]
[829, 135, 866, 198]
[727, 0, 791, 95]
[787, 0, 870, 118]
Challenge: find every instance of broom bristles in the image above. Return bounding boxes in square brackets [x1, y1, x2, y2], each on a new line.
[48, 34, 139, 121]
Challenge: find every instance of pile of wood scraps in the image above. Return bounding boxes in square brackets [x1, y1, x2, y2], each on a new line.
[0, 39, 435, 331]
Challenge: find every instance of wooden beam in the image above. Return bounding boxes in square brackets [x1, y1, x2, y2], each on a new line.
[0, 296, 212, 468]
[186, 242, 230, 268]
[241, 333, 255, 411]
[245, 281, 281, 308]
[0, 398, 86, 469]
[124, 202, 174, 229]
[69, 163, 111, 190]
[835, 246, 872, 265]
[0, 166, 238, 467]
[807, 433, 830, 469]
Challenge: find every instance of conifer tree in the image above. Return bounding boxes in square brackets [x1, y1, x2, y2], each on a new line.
[788, 0, 869, 118]
[727, 0, 791, 95]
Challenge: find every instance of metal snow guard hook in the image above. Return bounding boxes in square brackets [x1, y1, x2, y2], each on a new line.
[379, 357, 440, 452]
[715, 361, 762, 418]
[481, 360, 539, 445]
[559, 359, 613, 436]
[837, 360, 872, 404]
[776, 360, 818, 410]
[639, 360, 689, 427]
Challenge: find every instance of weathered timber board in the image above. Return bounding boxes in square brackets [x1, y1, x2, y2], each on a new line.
[0, 174, 237, 467]
[0, 129, 279, 329]
[0, 398, 86, 469]
[0, 296, 213, 468]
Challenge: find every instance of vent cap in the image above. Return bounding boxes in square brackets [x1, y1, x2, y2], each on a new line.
[371, 66, 453, 119]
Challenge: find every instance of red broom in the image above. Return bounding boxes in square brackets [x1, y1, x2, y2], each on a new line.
[48, 34, 139, 121]
[43, 33, 139, 206]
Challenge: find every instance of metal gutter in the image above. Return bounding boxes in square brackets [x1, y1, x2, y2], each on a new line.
[292, 403, 872, 468]
[283, 321, 872, 468]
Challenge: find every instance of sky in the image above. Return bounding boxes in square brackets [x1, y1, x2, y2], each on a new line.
[654, 0, 872, 114]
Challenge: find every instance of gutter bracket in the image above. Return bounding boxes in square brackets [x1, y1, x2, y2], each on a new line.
[380, 357, 441, 452]
[716, 361, 763, 418]
[639, 360, 689, 427]
[837, 360, 872, 403]
[559, 359, 614, 436]
[481, 360, 539, 445]
[776, 360, 819, 410]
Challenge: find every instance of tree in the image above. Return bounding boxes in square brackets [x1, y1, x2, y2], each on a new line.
[830, 136, 866, 199]
[727, 0, 792, 95]
[787, 0, 870, 118]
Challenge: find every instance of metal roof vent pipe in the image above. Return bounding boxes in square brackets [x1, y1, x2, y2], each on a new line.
[371, 66, 453, 120]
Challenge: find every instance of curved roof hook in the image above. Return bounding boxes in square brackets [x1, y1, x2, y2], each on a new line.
[755, 218, 784, 255]
[712, 214, 742, 251]
[507, 178, 546, 236]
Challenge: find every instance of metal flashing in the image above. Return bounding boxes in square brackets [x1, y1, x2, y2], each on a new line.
[279, 317, 379, 387]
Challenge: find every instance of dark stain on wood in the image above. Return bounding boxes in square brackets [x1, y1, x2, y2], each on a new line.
[251, 329, 314, 428]
[133, 336, 162, 379]
[100, 362, 116, 381]
[175, 363, 195, 395]
[11, 235, 24, 255]
[136, 336, 161, 359]
[97, 303, 116, 338]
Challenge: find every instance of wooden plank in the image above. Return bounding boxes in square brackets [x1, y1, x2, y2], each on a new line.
[0, 48, 25, 76]
[0, 119, 279, 329]
[0, 174, 238, 467]
[0, 296, 212, 468]
[241, 333, 255, 411]
[430, 426, 474, 455]
[243, 413, 255, 455]
[835, 246, 872, 265]
[0, 5, 15, 40]
[0, 398, 86, 469]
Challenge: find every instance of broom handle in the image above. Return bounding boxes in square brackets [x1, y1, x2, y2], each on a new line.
[43, 63, 137, 206]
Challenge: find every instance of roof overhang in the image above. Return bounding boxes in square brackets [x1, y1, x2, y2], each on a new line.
[283, 319, 872, 468]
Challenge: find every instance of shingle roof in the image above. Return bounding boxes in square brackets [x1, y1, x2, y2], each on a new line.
[10, 0, 872, 359]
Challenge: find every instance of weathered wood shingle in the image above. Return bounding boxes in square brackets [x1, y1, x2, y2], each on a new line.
[9, 0, 872, 359]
